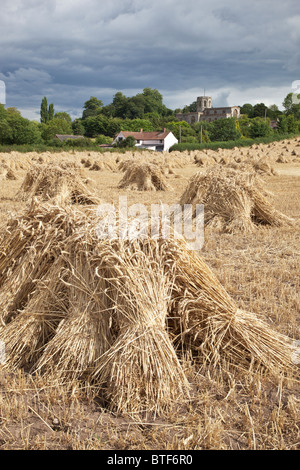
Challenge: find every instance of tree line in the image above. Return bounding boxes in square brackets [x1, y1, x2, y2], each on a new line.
[0, 88, 299, 147]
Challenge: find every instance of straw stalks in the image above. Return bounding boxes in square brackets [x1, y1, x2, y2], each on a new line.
[93, 242, 190, 414]
[180, 167, 294, 232]
[0, 201, 297, 415]
[15, 163, 100, 205]
[118, 162, 170, 191]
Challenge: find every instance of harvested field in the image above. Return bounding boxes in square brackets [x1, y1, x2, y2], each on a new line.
[0, 138, 299, 450]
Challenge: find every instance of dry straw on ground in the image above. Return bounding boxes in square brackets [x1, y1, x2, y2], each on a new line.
[180, 166, 294, 233]
[0, 163, 17, 181]
[118, 161, 171, 191]
[0, 200, 297, 415]
[15, 163, 100, 205]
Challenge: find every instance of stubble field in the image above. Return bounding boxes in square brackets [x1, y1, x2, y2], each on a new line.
[0, 138, 299, 450]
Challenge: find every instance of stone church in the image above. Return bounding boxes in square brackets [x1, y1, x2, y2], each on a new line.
[176, 96, 240, 124]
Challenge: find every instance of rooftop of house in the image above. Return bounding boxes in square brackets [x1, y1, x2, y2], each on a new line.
[55, 134, 84, 142]
[118, 128, 171, 141]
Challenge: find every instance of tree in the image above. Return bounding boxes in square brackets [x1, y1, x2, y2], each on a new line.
[82, 97, 103, 119]
[166, 121, 196, 141]
[72, 119, 85, 136]
[267, 104, 282, 120]
[0, 104, 7, 120]
[238, 115, 252, 138]
[0, 106, 42, 144]
[240, 103, 254, 118]
[101, 103, 116, 118]
[82, 114, 109, 138]
[144, 112, 163, 128]
[6, 107, 21, 115]
[248, 118, 272, 138]
[141, 88, 163, 114]
[182, 101, 197, 113]
[104, 88, 173, 120]
[286, 114, 298, 133]
[6, 114, 42, 144]
[117, 135, 136, 148]
[191, 121, 210, 143]
[208, 118, 242, 141]
[40, 97, 55, 123]
[48, 103, 55, 121]
[124, 95, 145, 119]
[40, 97, 48, 123]
[106, 118, 123, 137]
[283, 93, 294, 114]
[0, 120, 13, 144]
[277, 115, 288, 134]
[282, 92, 300, 119]
[120, 118, 154, 132]
[95, 134, 113, 145]
[112, 92, 131, 119]
[253, 103, 268, 118]
[41, 117, 73, 141]
[54, 112, 72, 124]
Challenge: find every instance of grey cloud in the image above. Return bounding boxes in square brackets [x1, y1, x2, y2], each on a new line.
[1, 0, 299, 118]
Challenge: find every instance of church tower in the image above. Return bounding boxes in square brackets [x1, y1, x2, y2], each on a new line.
[196, 96, 212, 112]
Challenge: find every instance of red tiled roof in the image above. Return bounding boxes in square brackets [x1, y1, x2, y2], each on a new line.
[118, 129, 170, 141]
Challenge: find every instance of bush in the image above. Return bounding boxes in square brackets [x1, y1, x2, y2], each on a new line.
[249, 119, 272, 138]
[95, 134, 113, 145]
[0, 115, 42, 145]
[208, 118, 242, 142]
[64, 137, 95, 148]
[116, 136, 137, 148]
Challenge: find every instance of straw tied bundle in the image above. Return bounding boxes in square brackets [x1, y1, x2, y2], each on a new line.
[15, 163, 100, 205]
[180, 166, 294, 233]
[0, 201, 297, 415]
[118, 161, 170, 191]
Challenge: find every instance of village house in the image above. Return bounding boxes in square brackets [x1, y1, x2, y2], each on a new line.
[176, 96, 240, 124]
[113, 128, 178, 152]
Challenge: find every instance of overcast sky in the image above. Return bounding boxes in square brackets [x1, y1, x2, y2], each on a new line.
[0, 0, 299, 120]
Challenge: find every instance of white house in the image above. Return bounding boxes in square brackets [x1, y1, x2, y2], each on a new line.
[113, 128, 178, 152]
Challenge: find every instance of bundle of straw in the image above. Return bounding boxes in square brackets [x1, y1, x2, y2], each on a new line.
[0, 259, 66, 369]
[157, 237, 295, 374]
[92, 241, 190, 414]
[0, 200, 82, 326]
[118, 162, 170, 191]
[15, 163, 100, 205]
[180, 167, 294, 232]
[33, 248, 113, 386]
[0, 201, 297, 415]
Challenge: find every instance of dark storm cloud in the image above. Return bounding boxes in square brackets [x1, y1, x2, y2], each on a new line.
[0, 0, 299, 119]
